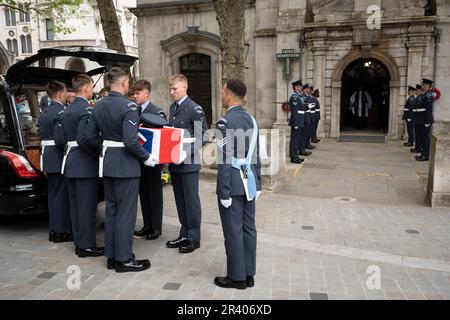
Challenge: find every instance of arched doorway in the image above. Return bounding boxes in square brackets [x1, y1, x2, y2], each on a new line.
[341, 58, 390, 133]
[179, 53, 212, 127]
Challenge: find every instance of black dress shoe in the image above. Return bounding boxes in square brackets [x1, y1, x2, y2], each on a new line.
[214, 276, 247, 290]
[247, 276, 255, 288]
[404, 143, 413, 147]
[416, 156, 429, 162]
[134, 226, 151, 239]
[49, 231, 55, 242]
[107, 258, 116, 270]
[299, 151, 311, 156]
[66, 231, 73, 242]
[115, 257, 151, 273]
[53, 232, 73, 243]
[145, 230, 162, 240]
[410, 148, 422, 153]
[311, 139, 321, 143]
[166, 237, 188, 248]
[179, 240, 200, 253]
[77, 247, 105, 258]
[306, 145, 316, 150]
[290, 158, 303, 164]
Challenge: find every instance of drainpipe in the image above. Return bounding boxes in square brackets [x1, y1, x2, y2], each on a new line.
[432, 26, 441, 122]
[433, 26, 441, 86]
[298, 32, 306, 80]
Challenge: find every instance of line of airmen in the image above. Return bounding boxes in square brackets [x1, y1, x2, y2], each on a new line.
[289, 80, 321, 164]
[39, 68, 261, 289]
[402, 77, 435, 161]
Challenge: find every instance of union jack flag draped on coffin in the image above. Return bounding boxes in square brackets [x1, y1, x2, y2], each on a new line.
[138, 126, 186, 164]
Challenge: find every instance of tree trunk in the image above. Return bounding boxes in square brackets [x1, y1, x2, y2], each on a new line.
[212, 0, 246, 84]
[96, 0, 126, 53]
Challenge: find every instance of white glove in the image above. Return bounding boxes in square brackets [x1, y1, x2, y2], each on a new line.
[407, 119, 412, 122]
[294, 127, 299, 130]
[144, 154, 158, 167]
[425, 124, 431, 128]
[220, 198, 232, 208]
[256, 191, 262, 200]
[173, 150, 187, 165]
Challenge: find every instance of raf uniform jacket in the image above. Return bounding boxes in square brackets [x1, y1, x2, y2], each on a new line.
[38, 101, 65, 173]
[413, 91, 434, 126]
[288, 92, 305, 129]
[301, 94, 312, 125]
[55, 96, 98, 178]
[82, 91, 150, 178]
[402, 95, 416, 121]
[215, 106, 262, 200]
[311, 95, 321, 121]
[140, 101, 167, 170]
[168, 96, 208, 173]
[141, 101, 167, 119]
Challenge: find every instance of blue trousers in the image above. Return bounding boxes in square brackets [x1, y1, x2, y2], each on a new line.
[218, 195, 257, 282]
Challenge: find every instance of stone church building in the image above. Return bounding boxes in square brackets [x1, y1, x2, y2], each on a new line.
[132, 0, 450, 140]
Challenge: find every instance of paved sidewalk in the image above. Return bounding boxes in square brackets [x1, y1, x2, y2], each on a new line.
[1, 139, 450, 300]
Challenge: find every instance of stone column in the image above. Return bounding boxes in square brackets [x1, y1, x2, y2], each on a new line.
[406, 26, 427, 89]
[434, 0, 450, 134]
[330, 81, 341, 138]
[311, 31, 327, 138]
[387, 82, 401, 139]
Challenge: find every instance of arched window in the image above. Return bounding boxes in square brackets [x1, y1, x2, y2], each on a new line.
[6, 39, 13, 53]
[18, 3, 30, 22]
[21, 34, 32, 53]
[20, 35, 26, 54]
[12, 39, 19, 56]
[5, 7, 17, 26]
[26, 35, 32, 53]
[6, 38, 19, 56]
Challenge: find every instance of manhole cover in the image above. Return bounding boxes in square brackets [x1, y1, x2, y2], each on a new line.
[333, 196, 358, 203]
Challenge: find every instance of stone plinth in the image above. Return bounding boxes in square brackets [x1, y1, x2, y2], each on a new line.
[200, 129, 286, 193]
[427, 134, 450, 207]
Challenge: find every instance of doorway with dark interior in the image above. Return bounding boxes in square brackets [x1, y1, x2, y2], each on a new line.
[341, 58, 391, 134]
[179, 53, 212, 128]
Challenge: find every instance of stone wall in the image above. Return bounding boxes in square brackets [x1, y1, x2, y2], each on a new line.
[134, 0, 450, 137]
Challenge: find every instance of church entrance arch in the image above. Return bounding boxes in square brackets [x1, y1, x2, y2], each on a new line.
[341, 58, 391, 133]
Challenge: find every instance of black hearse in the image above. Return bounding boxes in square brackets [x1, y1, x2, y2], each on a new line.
[0, 46, 137, 214]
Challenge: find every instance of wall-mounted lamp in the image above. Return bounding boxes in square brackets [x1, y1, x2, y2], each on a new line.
[244, 41, 250, 69]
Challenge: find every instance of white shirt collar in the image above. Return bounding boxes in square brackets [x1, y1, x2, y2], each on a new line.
[76, 96, 89, 103]
[141, 100, 150, 112]
[177, 95, 188, 106]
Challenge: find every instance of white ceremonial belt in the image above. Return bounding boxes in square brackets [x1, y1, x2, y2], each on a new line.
[61, 141, 79, 174]
[306, 110, 311, 113]
[99, 140, 125, 177]
[404, 108, 409, 111]
[41, 140, 56, 147]
[40, 140, 56, 170]
[297, 111, 305, 114]
[414, 108, 426, 112]
[183, 138, 196, 144]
